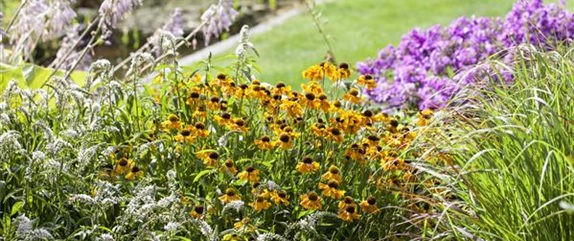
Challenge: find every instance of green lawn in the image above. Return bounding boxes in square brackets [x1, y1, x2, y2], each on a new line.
[214, 0, 567, 88]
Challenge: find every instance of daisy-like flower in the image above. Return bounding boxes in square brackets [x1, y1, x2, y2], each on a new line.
[114, 157, 134, 175]
[237, 166, 260, 183]
[300, 191, 322, 210]
[322, 165, 342, 182]
[250, 195, 272, 212]
[302, 65, 324, 81]
[174, 127, 196, 143]
[360, 196, 380, 214]
[162, 114, 182, 130]
[270, 190, 289, 205]
[280, 98, 303, 118]
[192, 122, 210, 137]
[222, 233, 242, 241]
[229, 118, 248, 132]
[301, 81, 324, 96]
[416, 109, 434, 126]
[214, 112, 233, 126]
[311, 123, 328, 138]
[338, 204, 361, 222]
[201, 152, 219, 168]
[190, 205, 205, 219]
[356, 74, 376, 90]
[295, 156, 320, 174]
[342, 88, 361, 104]
[317, 93, 331, 112]
[273, 132, 293, 149]
[125, 166, 143, 180]
[337, 63, 352, 79]
[301, 92, 321, 109]
[338, 196, 355, 209]
[220, 159, 237, 175]
[219, 188, 241, 203]
[327, 127, 344, 143]
[318, 180, 345, 199]
[254, 135, 273, 150]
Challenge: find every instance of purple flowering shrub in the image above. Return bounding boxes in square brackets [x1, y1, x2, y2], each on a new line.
[357, 0, 574, 110]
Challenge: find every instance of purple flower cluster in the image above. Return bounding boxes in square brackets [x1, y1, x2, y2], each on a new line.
[357, 0, 574, 110]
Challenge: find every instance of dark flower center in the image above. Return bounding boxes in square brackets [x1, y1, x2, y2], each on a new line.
[246, 166, 256, 173]
[217, 73, 227, 80]
[261, 136, 270, 142]
[181, 129, 191, 136]
[367, 196, 376, 205]
[309, 192, 319, 201]
[328, 180, 339, 188]
[195, 205, 204, 213]
[305, 92, 316, 101]
[209, 152, 219, 160]
[345, 205, 356, 213]
[279, 133, 290, 143]
[302, 156, 313, 164]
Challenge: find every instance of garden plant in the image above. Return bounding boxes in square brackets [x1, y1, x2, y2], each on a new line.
[0, 0, 573, 240]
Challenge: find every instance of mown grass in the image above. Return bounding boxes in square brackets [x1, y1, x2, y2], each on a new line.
[213, 0, 519, 88]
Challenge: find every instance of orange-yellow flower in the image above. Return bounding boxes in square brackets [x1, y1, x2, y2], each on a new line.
[237, 166, 260, 183]
[255, 135, 274, 150]
[416, 109, 434, 126]
[356, 74, 376, 90]
[338, 196, 355, 209]
[192, 122, 210, 138]
[125, 165, 143, 180]
[190, 205, 205, 219]
[219, 188, 242, 203]
[318, 180, 345, 199]
[162, 114, 182, 130]
[295, 156, 320, 174]
[322, 165, 342, 182]
[342, 88, 362, 104]
[359, 196, 380, 214]
[338, 204, 361, 222]
[273, 132, 293, 149]
[270, 190, 289, 205]
[174, 127, 196, 143]
[250, 195, 272, 212]
[300, 191, 323, 210]
[220, 159, 237, 175]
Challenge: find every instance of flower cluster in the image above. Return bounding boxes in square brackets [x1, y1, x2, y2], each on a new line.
[358, 0, 574, 110]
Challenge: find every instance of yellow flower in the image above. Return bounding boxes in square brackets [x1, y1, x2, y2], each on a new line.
[237, 166, 260, 183]
[214, 112, 233, 126]
[199, 151, 219, 168]
[125, 166, 143, 180]
[300, 92, 321, 109]
[192, 122, 210, 138]
[280, 99, 303, 118]
[273, 132, 293, 149]
[338, 196, 355, 209]
[174, 127, 196, 143]
[322, 165, 342, 182]
[318, 180, 345, 199]
[190, 205, 205, 219]
[342, 88, 362, 104]
[416, 109, 434, 126]
[229, 118, 249, 132]
[311, 123, 328, 138]
[327, 127, 344, 143]
[255, 135, 274, 150]
[162, 114, 182, 130]
[301, 81, 324, 96]
[302, 65, 324, 81]
[337, 63, 352, 79]
[114, 157, 133, 175]
[295, 156, 320, 174]
[270, 190, 289, 205]
[250, 195, 272, 212]
[338, 204, 361, 222]
[356, 74, 376, 90]
[220, 159, 237, 175]
[219, 188, 242, 203]
[222, 233, 243, 241]
[359, 196, 380, 214]
[300, 191, 323, 210]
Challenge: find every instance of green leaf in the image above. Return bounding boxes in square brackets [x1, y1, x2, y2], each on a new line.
[10, 201, 24, 216]
[193, 169, 214, 183]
